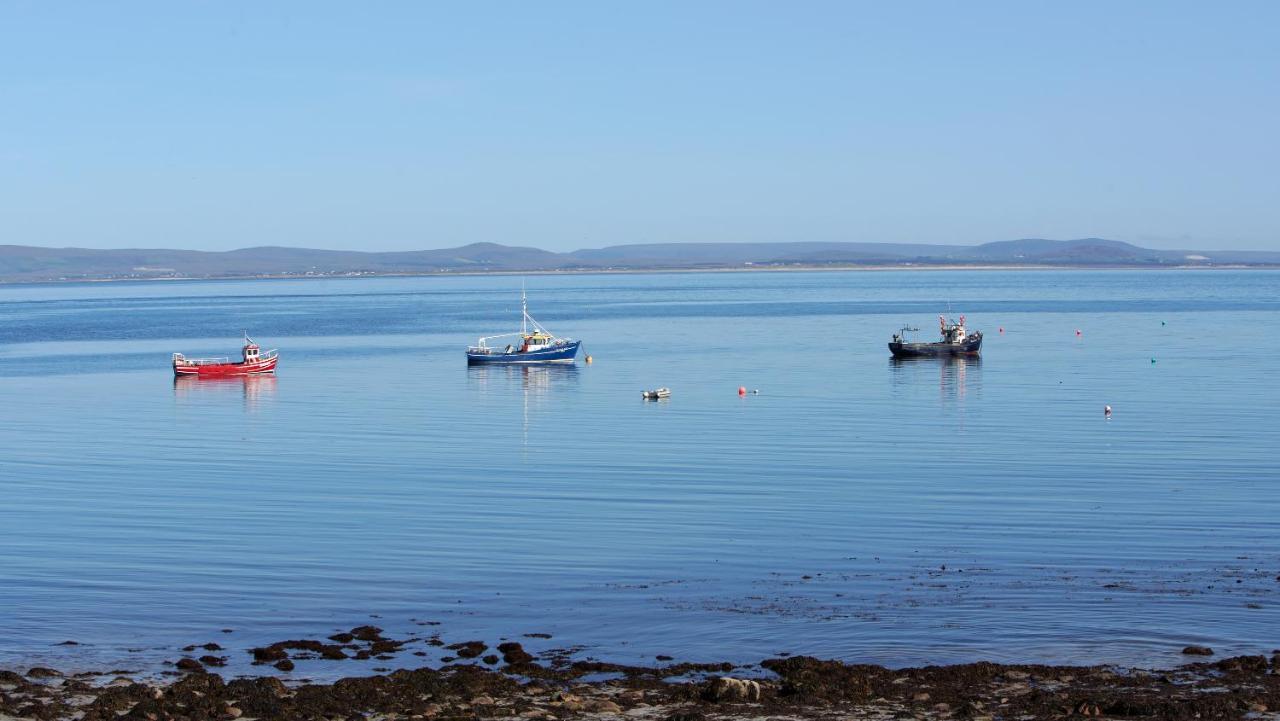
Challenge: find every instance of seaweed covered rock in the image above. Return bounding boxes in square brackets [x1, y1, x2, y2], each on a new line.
[498, 641, 536, 665]
[760, 656, 873, 703]
[446, 640, 487, 659]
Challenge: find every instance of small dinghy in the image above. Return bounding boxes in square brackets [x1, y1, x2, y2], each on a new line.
[889, 315, 982, 358]
[641, 387, 671, 400]
[173, 335, 279, 377]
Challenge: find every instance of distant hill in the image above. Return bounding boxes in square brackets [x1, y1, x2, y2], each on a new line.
[0, 242, 570, 281]
[0, 238, 1276, 283]
[959, 238, 1183, 264]
[570, 242, 965, 266]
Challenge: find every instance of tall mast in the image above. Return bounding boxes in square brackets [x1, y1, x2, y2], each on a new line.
[521, 281, 527, 336]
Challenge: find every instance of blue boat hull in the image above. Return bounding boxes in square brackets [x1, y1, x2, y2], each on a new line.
[466, 340, 581, 365]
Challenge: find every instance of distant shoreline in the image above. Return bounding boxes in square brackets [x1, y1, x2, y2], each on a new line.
[5, 262, 1278, 286]
[5, 237, 1278, 284]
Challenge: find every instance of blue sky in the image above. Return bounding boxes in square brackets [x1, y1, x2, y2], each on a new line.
[1, 2, 1276, 251]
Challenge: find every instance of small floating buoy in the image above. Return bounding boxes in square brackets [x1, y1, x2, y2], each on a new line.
[752, 389, 759, 395]
[738, 386, 746, 396]
[998, 327, 1004, 333]
[1075, 329, 1082, 337]
[1104, 405, 1112, 417]
[585, 355, 593, 364]
[1161, 321, 1166, 326]
[1151, 358, 1157, 364]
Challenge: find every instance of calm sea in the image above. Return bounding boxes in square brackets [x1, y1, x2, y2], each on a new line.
[1, 269, 1278, 677]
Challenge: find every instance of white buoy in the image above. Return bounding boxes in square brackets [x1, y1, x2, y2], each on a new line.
[1104, 405, 1112, 417]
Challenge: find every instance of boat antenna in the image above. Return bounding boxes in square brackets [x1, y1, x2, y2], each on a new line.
[521, 280, 527, 336]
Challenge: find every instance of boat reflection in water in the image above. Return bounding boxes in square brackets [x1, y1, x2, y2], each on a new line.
[467, 364, 579, 451]
[466, 362, 579, 393]
[889, 354, 981, 402]
[173, 374, 278, 411]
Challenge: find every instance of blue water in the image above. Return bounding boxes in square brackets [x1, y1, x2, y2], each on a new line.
[1, 270, 1278, 677]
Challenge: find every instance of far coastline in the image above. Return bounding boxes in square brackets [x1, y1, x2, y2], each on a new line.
[24, 262, 1275, 288]
[3, 237, 1279, 285]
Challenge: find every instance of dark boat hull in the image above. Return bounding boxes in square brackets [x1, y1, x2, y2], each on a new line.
[466, 340, 581, 365]
[889, 334, 982, 358]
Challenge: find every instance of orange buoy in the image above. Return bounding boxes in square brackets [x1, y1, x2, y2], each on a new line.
[738, 386, 746, 396]
[585, 355, 593, 364]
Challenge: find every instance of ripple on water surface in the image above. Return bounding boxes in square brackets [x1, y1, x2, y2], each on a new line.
[0, 269, 1278, 676]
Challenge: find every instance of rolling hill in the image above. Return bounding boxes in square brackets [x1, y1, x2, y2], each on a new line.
[0, 238, 1275, 283]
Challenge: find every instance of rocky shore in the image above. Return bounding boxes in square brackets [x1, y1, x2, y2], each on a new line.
[4, 627, 1280, 721]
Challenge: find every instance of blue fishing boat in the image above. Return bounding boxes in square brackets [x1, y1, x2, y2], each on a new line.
[466, 291, 581, 365]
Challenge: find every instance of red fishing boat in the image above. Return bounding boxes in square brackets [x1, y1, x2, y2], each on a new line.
[172, 335, 279, 377]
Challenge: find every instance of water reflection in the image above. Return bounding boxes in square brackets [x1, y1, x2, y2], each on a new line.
[466, 363, 579, 394]
[889, 355, 981, 401]
[467, 365, 579, 451]
[172, 375, 278, 411]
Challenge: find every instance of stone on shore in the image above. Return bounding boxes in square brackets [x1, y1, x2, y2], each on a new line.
[446, 640, 488, 658]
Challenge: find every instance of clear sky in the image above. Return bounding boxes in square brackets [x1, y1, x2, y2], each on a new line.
[1, 2, 1277, 252]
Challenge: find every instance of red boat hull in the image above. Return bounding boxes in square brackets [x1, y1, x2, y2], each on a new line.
[173, 355, 278, 377]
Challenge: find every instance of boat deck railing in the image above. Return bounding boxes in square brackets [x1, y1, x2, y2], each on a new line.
[174, 355, 232, 366]
[469, 337, 572, 354]
[173, 350, 277, 366]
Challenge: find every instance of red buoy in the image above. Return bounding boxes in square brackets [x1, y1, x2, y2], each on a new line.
[738, 386, 746, 396]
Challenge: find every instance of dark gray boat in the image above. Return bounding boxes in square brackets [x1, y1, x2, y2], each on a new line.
[889, 315, 982, 358]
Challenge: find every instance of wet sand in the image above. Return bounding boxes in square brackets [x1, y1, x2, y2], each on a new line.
[4, 627, 1279, 720]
